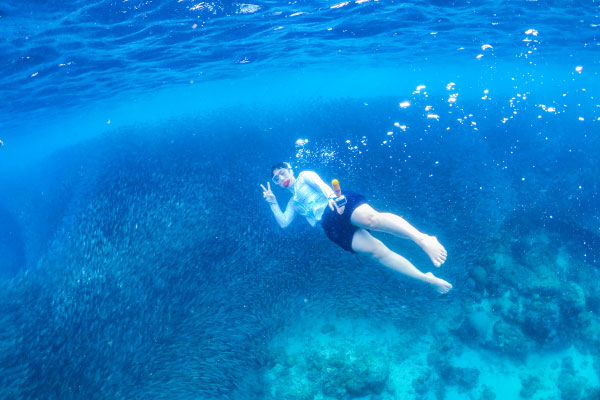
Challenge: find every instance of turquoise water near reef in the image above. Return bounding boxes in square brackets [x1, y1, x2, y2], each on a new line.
[0, 1, 599, 399]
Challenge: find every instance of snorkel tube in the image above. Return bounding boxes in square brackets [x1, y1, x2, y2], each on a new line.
[331, 179, 347, 208]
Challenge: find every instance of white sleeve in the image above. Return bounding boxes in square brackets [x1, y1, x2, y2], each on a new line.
[269, 197, 296, 228]
[302, 171, 336, 199]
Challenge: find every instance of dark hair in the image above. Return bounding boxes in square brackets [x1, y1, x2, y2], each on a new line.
[271, 162, 292, 177]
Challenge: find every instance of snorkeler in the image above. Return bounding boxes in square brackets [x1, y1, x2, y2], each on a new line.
[0, 139, 3, 147]
[260, 162, 452, 294]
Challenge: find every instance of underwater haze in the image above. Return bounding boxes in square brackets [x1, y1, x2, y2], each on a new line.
[1, 0, 599, 399]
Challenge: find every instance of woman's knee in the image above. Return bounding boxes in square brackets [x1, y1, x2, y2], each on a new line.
[367, 211, 385, 230]
[355, 210, 382, 230]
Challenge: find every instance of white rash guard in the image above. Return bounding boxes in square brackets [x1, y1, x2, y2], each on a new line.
[268, 171, 336, 227]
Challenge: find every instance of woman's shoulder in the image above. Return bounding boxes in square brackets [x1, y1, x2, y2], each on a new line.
[298, 170, 319, 179]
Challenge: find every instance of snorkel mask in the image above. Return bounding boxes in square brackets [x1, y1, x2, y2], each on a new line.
[271, 162, 293, 187]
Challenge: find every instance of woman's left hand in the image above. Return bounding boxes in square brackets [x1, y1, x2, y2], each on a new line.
[328, 199, 345, 215]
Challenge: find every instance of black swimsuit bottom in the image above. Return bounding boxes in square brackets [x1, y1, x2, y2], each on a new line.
[320, 190, 366, 253]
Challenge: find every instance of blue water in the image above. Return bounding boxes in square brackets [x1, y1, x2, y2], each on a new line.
[1, 1, 599, 399]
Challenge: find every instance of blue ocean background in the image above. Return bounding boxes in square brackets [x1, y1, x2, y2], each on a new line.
[1, 0, 599, 399]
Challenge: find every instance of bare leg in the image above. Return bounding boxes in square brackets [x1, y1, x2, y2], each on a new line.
[351, 203, 447, 267]
[351, 228, 452, 294]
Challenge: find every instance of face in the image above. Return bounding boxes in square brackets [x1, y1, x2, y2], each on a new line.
[272, 168, 293, 188]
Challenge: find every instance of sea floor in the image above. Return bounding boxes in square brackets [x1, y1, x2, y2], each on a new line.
[262, 312, 599, 400]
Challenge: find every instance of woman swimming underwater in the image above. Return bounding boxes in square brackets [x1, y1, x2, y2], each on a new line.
[261, 162, 452, 294]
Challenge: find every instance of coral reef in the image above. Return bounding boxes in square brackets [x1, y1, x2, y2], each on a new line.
[436, 363, 479, 392]
[456, 223, 600, 361]
[263, 321, 392, 400]
[478, 385, 496, 400]
[557, 356, 600, 400]
[519, 374, 541, 398]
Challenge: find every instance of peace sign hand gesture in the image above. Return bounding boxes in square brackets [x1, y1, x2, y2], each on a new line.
[260, 182, 276, 204]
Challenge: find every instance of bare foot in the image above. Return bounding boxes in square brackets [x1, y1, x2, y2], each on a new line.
[425, 272, 452, 294]
[418, 235, 447, 267]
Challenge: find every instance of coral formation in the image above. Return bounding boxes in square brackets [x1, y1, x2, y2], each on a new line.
[263, 321, 392, 400]
[557, 356, 600, 400]
[457, 224, 600, 361]
[519, 374, 542, 398]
